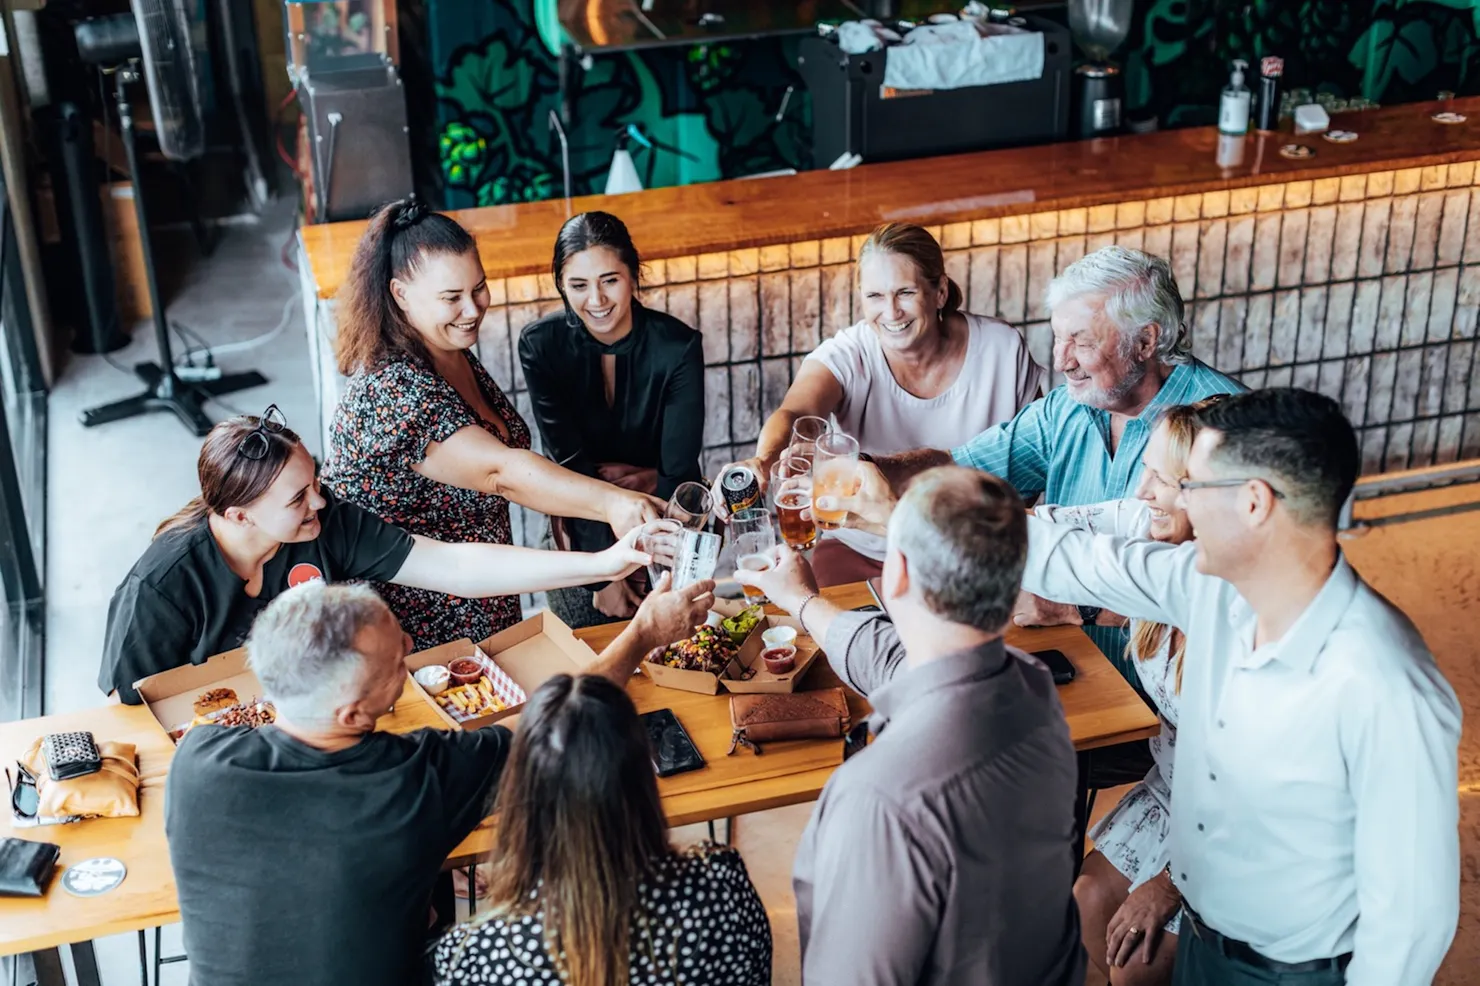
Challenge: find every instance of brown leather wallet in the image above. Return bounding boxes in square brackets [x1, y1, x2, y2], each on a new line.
[727, 689, 850, 755]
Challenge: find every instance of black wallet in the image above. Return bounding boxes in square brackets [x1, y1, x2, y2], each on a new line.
[0, 836, 60, 897]
[43, 731, 101, 781]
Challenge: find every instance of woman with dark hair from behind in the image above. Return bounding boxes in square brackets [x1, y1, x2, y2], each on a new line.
[431, 674, 771, 986]
[323, 201, 666, 651]
[518, 211, 705, 628]
[99, 410, 650, 704]
[716, 221, 1042, 587]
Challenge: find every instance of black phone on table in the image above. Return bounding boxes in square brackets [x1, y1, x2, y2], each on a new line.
[1032, 649, 1077, 686]
[640, 708, 706, 777]
[863, 576, 887, 613]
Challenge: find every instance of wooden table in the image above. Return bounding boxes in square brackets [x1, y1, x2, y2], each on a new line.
[0, 582, 1156, 978]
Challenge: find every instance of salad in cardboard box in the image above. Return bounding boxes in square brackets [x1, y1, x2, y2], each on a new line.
[641, 605, 819, 695]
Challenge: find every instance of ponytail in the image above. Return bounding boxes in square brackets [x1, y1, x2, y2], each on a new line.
[154, 496, 211, 538]
[336, 199, 478, 376]
[942, 277, 964, 319]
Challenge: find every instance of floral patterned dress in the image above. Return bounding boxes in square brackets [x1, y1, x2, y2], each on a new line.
[323, 352, 531, 650]
[1035, 497, 1182, 935]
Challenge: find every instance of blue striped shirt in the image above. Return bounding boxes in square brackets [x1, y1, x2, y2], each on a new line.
[952, 357, 1247, 673]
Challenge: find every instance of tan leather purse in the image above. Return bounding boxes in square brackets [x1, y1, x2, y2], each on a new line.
[22, 739, 140, 820]
[727, 689, 851, 755]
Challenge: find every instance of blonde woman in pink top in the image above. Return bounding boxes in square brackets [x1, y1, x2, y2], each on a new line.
[720, 222, 1044, 585]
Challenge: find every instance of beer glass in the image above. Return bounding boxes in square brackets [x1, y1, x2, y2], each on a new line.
[812, 432, 861, 531]
[771, 457, 817, 551]
[731, 508, 776, 605]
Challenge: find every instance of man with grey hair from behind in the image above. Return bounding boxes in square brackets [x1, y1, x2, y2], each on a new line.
[735, 466, 1084, 986]
[165, 573, 714, 986]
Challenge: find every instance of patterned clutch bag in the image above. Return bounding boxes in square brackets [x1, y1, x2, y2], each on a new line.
[42, 731, 102, 781]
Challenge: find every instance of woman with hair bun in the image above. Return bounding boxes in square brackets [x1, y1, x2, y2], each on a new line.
[719, 221, 1044, 585]
[322, 201, 665, 650]
[99, 408, 650, 704]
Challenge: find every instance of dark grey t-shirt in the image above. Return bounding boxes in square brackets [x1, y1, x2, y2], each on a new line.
[165, 724, 510, 986]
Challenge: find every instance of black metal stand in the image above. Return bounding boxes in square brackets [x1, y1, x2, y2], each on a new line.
[79, 63, 265, 438]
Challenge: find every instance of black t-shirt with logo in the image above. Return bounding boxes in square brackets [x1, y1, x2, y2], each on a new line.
[100, 490, 416, 703]
[166, 723, 510, 986]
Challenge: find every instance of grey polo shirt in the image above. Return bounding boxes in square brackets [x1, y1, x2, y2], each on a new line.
[793, 611, 1085, 986]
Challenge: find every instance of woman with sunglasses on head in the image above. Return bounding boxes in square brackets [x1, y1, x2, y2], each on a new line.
[1034, 396, 1225, 986]
[99, 409, 652, 705]
[517, 211, 705, 628]
[321, 201, 666, 651]
[431, 673, 771, 986]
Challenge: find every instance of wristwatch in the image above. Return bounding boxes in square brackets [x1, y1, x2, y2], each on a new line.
[1077, 605, 1102, 626]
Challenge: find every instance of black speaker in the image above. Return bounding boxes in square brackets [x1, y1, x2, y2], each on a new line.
[56, 100, 127, 354]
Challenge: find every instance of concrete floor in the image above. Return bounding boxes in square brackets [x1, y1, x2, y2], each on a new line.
[40, 200, 1480, 985]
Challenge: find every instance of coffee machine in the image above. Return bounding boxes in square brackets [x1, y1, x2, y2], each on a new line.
[1069, 0, 1133, 138]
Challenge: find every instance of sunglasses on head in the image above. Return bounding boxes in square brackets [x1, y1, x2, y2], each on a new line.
[237, 405, 287, 461]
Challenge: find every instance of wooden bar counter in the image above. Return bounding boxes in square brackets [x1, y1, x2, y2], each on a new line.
[301, 97, 1480, 290]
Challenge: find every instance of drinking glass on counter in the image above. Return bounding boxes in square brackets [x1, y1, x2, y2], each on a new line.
[731, 508, 776, 605]
[812, 432, 861, 531]
[771, 457, 817, 551]
[665, 482, 714, 530]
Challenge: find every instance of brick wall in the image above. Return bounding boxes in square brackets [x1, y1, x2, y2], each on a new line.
[306, 160, 1480, 560]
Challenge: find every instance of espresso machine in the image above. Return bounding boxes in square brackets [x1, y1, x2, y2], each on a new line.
[1069, 0, 1133, 138]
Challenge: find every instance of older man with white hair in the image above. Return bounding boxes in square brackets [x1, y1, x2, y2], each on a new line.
[164, 574, 712, 986]
[868, 245, 1244, 670]
[736, 466, 1084, 986]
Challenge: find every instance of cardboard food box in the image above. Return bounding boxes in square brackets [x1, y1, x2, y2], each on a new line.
[404, 610, 599, 731]
[641, 614, 822, 696]
[136, 648, 270, 743]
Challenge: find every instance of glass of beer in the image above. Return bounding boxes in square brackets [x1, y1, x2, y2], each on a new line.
[812, 432, 861, 531]
[731, 508, 776, 605]
[771, 458, 817, 551]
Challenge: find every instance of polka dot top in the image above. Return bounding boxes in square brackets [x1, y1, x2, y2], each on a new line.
[430, 843, 772, 986]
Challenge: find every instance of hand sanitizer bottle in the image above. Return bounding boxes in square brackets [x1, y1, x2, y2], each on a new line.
[1219, 59, 1251, 136]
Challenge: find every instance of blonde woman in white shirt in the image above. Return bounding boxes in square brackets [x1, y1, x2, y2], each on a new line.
[716, 221, 1043, 585]
[1039, 398, 1222, 986]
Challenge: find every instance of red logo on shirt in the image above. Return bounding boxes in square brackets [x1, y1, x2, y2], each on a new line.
[288, 563, 325, 588]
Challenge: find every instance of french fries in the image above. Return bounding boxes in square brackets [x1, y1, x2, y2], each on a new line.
[433, 675, 507, 721]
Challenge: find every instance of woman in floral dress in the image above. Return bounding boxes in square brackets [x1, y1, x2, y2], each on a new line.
[1037, 396, 1226, 986]
[323, 201, 664, 650]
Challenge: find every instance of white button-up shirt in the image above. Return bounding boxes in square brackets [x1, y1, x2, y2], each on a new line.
[1023, 517, 1462, 985]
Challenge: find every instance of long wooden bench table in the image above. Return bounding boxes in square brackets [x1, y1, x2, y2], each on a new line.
[0, 582, 1157, 968]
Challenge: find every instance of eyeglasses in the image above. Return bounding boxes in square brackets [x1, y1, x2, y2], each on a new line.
[1177, 477, 1286, 500]
[238, 405, 286, 461]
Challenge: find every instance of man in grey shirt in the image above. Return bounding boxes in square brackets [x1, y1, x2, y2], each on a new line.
[736, 466, 1085, 986]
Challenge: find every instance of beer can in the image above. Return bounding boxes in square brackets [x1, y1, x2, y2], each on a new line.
[720, 464, 763, 513]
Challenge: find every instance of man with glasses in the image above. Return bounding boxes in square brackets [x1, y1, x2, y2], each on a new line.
[1020, 388, 1461, 985]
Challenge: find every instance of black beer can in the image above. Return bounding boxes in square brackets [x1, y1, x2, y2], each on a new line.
[720, 464, 763, 513]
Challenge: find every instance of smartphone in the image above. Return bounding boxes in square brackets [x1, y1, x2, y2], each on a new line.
[864, 576, 887, 613]
[1032, 649, 1077, 686]
[640, 708, 706, 778]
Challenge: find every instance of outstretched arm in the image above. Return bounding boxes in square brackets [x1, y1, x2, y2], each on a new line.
[391, 528, 650, 599]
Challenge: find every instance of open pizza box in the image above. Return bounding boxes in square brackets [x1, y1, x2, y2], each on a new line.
[641, 613, 821, 696]
[136, 648, 269, 743]
[404, 610, 599, 731]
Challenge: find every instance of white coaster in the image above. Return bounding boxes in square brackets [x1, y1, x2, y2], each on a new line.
[61, 857, 127, 897]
